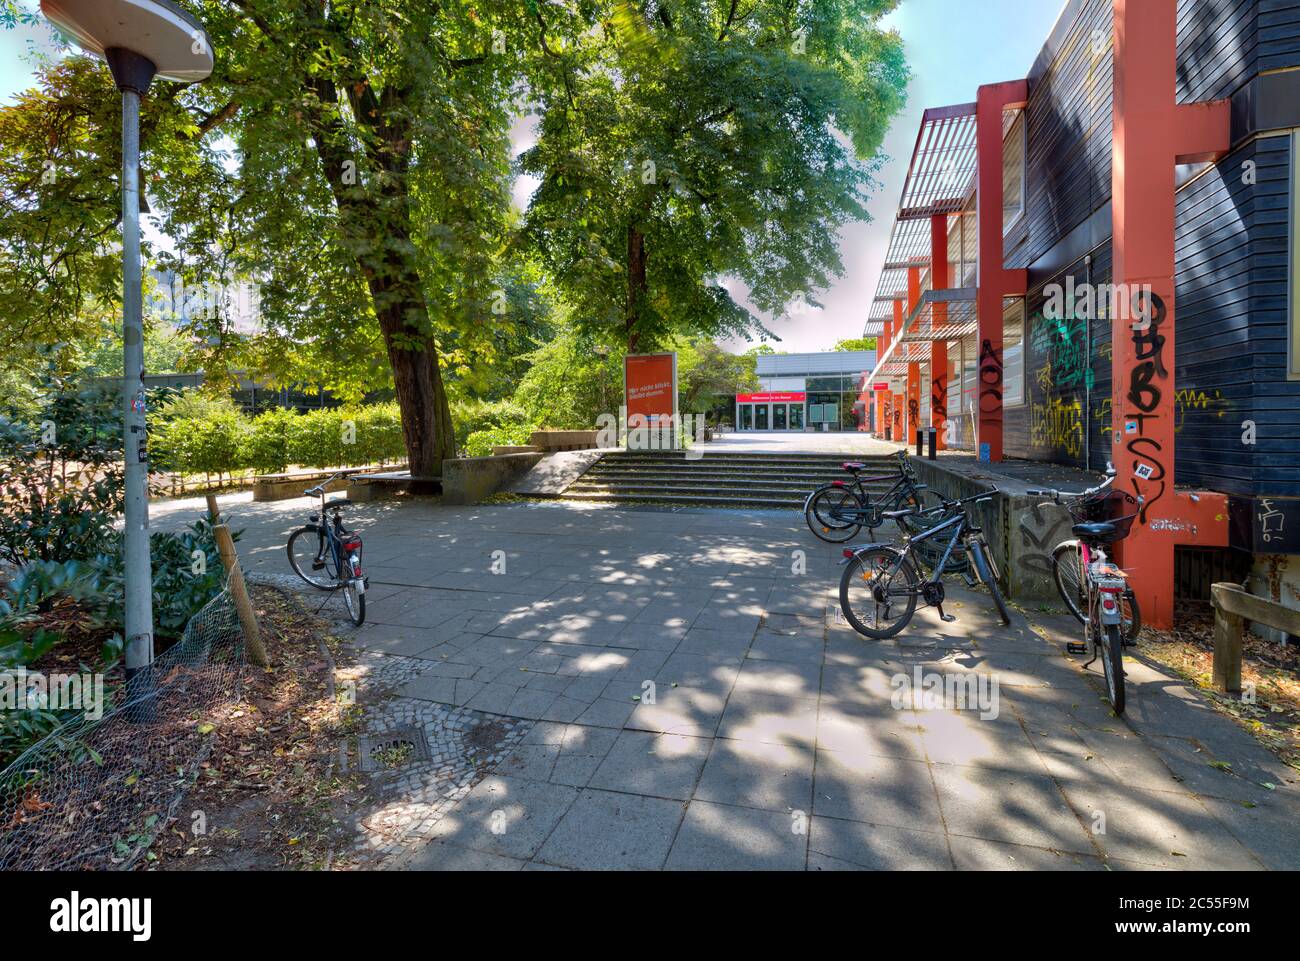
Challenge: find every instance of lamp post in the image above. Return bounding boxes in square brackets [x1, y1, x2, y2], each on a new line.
[40, 1, 213, 703]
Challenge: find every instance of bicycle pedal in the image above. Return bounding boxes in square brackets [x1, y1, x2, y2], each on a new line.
[936, 605, 957, 623]
[311, 561, 326, 571]
[1066, 642, 1087, 655]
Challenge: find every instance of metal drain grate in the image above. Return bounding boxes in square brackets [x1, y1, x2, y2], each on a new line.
[357, 726, 432, 772]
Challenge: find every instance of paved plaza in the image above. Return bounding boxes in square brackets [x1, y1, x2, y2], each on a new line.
[155, 492, 1300, 871]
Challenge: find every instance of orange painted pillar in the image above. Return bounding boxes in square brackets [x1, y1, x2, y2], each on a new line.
[904, 267, 922, 444]
[930, 214, 950, 450]
[975, 80, 1029, 463]
[1110, 0, 1231, 628]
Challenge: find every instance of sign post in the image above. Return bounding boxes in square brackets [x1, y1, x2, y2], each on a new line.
[624, 353, 679, 450]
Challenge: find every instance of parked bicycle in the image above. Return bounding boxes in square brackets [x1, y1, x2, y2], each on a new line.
[838, 490, 1010, 639]
[805, 450, 942, 544]
[1027, 466, 1141, 647]
[286, 472, 368, 626]
[1024, 476, 1142, 715]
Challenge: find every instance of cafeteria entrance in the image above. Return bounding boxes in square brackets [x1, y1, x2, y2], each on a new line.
[735, 392, 806, 432]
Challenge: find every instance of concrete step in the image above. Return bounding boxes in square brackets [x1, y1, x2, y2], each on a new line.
[558, 490, 801, 509]
[573, 475, 892, 494]
[568, 480, 813, 499]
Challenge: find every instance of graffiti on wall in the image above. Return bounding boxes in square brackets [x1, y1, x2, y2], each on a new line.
[1018, 500, 1073, 577]
[1095, 389, 1230, 437]
[1029, 396, 1085, 458]
[1122, 291, 1168, 523]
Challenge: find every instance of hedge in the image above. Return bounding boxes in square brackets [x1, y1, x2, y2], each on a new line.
[153, 403, 406, 476]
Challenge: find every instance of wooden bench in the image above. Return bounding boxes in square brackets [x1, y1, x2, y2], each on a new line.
[346, 470, 441, 501]
[1211, 582, 1300, 692]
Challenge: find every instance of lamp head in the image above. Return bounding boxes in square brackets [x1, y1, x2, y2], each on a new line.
[41, 0, 213, 90]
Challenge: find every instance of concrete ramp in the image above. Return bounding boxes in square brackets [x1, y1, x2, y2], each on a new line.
[508, 449, 610, 496]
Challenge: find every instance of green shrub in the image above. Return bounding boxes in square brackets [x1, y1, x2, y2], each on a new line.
[241, 407, 297, 474]
[464, 424, 536, 457]
[450, 399, 533, 452]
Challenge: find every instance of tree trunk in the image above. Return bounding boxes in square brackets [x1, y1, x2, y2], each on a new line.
[304, 71, 457, 479]
[626, 224, 647, 353]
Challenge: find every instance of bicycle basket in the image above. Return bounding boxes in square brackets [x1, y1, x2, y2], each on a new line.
[1076, 490, 1140, 539]
[898, 510, 969, 574]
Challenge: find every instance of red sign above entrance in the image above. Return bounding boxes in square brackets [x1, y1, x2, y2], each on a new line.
[736, 392, 806, 404]
[871, 383, 890, 392]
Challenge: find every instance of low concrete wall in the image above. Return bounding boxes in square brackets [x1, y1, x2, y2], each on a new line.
[252, 466, 400, 502]
[908, 458, 1071, 608]
[530, 430, 598, 452]
[442, 452, 544, 505]
[492, 445, 542, 456]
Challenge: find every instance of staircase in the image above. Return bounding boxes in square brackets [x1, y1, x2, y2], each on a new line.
[560, 450, 905, 510]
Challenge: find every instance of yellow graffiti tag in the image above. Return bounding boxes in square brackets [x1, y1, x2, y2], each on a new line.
[1030, 396, 1084, 456]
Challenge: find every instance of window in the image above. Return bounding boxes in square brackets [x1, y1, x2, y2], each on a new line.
[1003, 300, 1025, 407]
[1291, 132, 1300, 379]
[1003, 113, 1026, 234]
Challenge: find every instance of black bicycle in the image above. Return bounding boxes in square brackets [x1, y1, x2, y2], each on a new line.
[805, 451, 942, 544]
[838, 491, 1010, 638]
[286, 472, 367, 626]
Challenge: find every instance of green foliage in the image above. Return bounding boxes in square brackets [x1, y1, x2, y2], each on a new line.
[464, 425, 537, 458]
[240, 406, 298, 474]
[514, 328, 624, 430]
[676, 338, 759, 415]
[94, 520, 228, 647]
[450, 399, 535, 452]
[833, 337, 878, 352]
[521, 1, 909, 351]
[0, 373, 124, 567]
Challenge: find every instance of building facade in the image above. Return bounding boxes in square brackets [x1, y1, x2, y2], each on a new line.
[860, 0, 1300, 628]
[735, 351, 876, 432]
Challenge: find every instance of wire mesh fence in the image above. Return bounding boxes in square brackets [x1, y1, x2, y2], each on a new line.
[0, 584, 245, 870]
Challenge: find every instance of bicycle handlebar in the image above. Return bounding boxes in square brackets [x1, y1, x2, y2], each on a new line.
[304, 472, 344, 498]
[1026, 464, 1117, 503]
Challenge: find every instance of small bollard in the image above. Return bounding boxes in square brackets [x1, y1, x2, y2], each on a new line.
[926, 427, 937, 460]
[915, 429, 924, 457]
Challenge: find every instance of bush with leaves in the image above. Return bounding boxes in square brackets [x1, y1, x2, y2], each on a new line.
[450, 399, 534, 452]
[0, 378, 125, 567]
[464, 424, 537, 457]
[240, 407, 297, 474]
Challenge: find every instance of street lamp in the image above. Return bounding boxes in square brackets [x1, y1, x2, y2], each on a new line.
[40, 0, 213, 702]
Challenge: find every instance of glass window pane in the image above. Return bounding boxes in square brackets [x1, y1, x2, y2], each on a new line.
[1003, 300, 1025, 407]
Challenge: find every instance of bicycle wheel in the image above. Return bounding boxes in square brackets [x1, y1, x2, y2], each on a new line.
[1101, 622, 1126, 715]
[287, 527, 335, 590]
[968, 539, 1011, 625]
[340, 555, 366, 627]
[807, 487, 864, 544]
[839, 547, 919, 639]
[1121, 589, 1141, 647]
[1051, 541, 1086, 624]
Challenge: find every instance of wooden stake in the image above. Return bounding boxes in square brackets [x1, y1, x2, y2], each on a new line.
[205, 494, 220, 524]
[213, 523, 269, 667]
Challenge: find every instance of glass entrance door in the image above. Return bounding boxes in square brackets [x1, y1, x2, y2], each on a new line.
[773, 404, 787, 430]
[789, 404, 804, 430]
[755, 404, 769, 430]
[739, 404, 753, 430]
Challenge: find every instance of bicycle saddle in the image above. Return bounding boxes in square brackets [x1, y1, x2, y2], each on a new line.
[841, 462, 866, 472]
[324, 498, 352, 510]
[1072, 521, 1119, 543]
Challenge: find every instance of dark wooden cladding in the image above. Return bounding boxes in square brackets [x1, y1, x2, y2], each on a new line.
[997, 0, 1300, 497]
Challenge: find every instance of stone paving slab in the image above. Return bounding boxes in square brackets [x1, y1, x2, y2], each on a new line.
[158, 493, 1299, 870]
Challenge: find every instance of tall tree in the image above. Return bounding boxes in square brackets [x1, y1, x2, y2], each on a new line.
[3, 1, 546, 475]
[520, 0, 908, 353]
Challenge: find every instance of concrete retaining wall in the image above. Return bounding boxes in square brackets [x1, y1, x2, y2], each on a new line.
[530, 430, 598, 451]
[908, 458, 1071, 609]
[441, 452, 544, 505]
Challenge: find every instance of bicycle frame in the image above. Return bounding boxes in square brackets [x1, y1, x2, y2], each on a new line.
[816, 469, 924, 524]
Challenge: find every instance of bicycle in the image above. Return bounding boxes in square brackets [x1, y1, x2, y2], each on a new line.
[286, 472, 367, 626]
[805, 450, 942, 544]
[1027, 466, 1142, 647]
[838, 490, 1010, 639]
[1023, 486, 1142, 715]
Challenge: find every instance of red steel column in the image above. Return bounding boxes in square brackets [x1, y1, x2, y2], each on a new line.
[930, 214, 950, 451]
[1111, 0, 1231, 628]
[905, 266, 922, 444]
[976, 80, 1029, 463]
